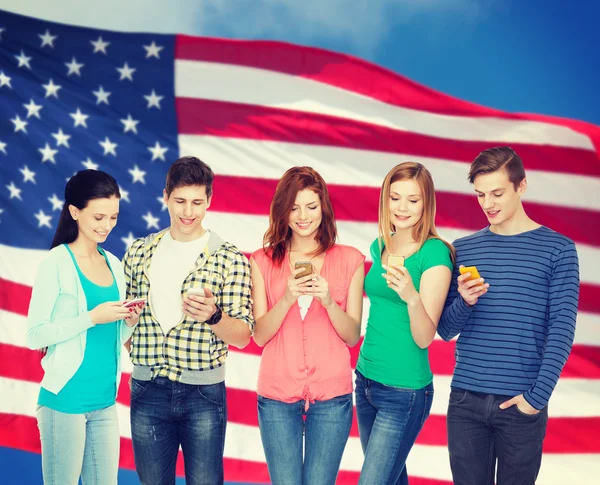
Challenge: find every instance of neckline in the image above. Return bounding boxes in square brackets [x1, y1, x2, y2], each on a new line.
[65, 244, 115, 288]
[286, 246, 332, 277]
[484, 225, 545, 238]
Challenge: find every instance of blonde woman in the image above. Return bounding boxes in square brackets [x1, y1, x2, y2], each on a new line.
[356, 162, 454, 485]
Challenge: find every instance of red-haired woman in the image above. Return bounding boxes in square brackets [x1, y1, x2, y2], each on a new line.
[250, 166, 365, 485]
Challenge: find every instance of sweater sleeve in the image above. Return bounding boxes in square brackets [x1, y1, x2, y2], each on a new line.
[524, 241, 579, 409]
[26, 256, 94, 350]
[437, 260, 474, 341]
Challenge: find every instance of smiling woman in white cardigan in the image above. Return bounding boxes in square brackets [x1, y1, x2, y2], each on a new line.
[26, 170, 143, 485]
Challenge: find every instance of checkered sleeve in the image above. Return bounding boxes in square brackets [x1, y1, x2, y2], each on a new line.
[221, 248, 254, 334]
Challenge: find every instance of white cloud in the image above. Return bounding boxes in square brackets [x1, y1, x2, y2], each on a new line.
[1, 0, 500, 53]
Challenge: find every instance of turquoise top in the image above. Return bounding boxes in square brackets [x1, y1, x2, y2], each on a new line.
[38, 245, 120, 413]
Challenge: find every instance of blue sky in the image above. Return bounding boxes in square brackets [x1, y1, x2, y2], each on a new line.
[3, 0, 598, 125]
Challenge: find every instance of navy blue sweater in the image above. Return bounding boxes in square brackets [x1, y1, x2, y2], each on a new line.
[438, 226, 579, 409]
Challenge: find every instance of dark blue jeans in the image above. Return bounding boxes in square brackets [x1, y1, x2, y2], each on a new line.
[130, 377, 227, 485]
[447, 388, 548, 485]
[257, 393, 353, 485]
[355, 370, 434, 485]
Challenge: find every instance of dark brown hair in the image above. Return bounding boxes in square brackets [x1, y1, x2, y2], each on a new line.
[263, 166, 337, 265]
[468, 146, 526, 190]
[165, 156, 214, 197]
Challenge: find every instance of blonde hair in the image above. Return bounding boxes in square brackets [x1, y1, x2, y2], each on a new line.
[378, 162, 455, 262]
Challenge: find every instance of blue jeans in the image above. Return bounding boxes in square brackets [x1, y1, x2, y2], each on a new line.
[447, 388, 548, 485]
[36, 404, 119, 485]
[257, 393, 353, 485]
[355, 371, 434, 485]
[130, 377, 227, 485]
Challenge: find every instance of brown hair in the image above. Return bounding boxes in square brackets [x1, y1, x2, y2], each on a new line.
[165, 156, 214, 197]
[468, 146, 526, 190]
[263, 166, 337, 265]
[379, 162, 455, 262]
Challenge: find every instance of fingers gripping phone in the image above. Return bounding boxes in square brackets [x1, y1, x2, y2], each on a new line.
[459, 266, 482, 282]
[294, 261, 314, 279]
[386, 254, 405, 272]
[123, 297, 146, 308]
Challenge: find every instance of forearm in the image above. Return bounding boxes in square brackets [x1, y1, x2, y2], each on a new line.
[437, 296, 472, 341]
[407, 295, 437, 349]
[211, 313, 252, 349]
[253, 297, 294, 347]
[26, 313, 94, 349]
[323, 300, 361, 347]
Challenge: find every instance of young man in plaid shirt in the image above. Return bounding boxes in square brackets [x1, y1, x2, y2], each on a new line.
[124, 156, 254, 485]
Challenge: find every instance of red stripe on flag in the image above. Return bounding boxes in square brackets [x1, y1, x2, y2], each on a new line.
[210, 175, 600, 250]
[0, 278, 31, 316]
[177, 98, 600, 177]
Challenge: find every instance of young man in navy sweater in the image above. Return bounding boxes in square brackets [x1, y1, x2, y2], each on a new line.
[438, 146, 580, 485]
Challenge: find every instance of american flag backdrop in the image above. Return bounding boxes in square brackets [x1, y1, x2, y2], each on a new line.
[1, 8, 600, 485]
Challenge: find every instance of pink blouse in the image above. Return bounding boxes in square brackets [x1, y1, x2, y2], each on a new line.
[252, 245, 365, 408]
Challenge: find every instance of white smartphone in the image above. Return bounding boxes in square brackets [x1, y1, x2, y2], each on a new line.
[187, 288, 205, 296]
[123, 297, 146, 308]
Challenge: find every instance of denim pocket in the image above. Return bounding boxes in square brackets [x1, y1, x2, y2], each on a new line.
[196, 382, 225, 407]
[130, 378, 149, 401]
[512, 404, 542, 419]
[448, 388, 468, 405]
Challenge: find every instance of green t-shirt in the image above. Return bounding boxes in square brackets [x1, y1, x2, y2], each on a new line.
[357, 237, 453, 389]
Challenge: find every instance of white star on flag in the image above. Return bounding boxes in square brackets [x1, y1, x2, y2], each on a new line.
[157, 196, 167, 211]
[48, 194, 64, 211]
[142, 211, 160, 230]
[119, 186, 130, 203]
[90, 36, 110, 54]
[23, 99, 43, 119]
[6, 182, 22, 200]
[92, 85, 111, 105]
[116, 62, 136, 81]
[0, 140, 7, 154]
[39, 30, 57, 48]
[65, 57, 84, 76]
[10, 115, 28, 133]
[143, 41, 164, 59]
[121, 232, 136, 249]
[120, 114, 140, 134]
[15, 51, 32, 69]
[34, 210, 52, 228]
[20, 166, 36, 184]
[129, 165, 147, 184]
[42, 79, 61, 98]
[144, 90, 163, 109]
[148, 141, 168, 161]
[0, 71, 11, 88]
[99, 137, 117, 156]
[82, 158, 99, 170]
[69, 108, 89, 128]
[52, 128, 71, 148]
[39, 143, 58, 163]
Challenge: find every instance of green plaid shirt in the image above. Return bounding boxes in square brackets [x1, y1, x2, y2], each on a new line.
[123, 228, 254, 382]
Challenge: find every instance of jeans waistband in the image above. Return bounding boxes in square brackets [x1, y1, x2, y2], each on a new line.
[132, 364, 226, 385]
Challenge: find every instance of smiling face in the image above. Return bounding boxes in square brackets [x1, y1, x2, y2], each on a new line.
[164, 184, 211, 241]
[473, 169, 526, 228]
[288, 189, 322, 241]
[70, 196, 120, 244]
[388, 179, 424, 232]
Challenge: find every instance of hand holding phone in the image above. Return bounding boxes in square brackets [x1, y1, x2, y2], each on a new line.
[123, 297, 146, 308]
[294, 261, 314, 279]
[457, 265, 488, 306]
[386, 254, 405, 272]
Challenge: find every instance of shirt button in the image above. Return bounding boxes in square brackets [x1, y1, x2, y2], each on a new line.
[304, 352, 307, 356]
[303, 336, 307, 340]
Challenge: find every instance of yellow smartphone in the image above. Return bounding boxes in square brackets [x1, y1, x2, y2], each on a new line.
[294, 261, 314, 279]
[386, 254, 405, 271]
[459, 266, 482, 281]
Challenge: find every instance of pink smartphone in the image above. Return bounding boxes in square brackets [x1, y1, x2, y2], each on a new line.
[123, 297, 146, 308]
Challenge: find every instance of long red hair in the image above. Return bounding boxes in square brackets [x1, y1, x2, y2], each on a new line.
[263, 166, 337, 265]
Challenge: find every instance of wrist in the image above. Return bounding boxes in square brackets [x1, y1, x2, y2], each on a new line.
[406, 293, 421, 308]
[323, 297, 336, 311]
[205, 306, 222, 326]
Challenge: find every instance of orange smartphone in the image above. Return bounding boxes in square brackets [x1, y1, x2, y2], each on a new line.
[294, 261, 314, 279]
[386, 254, 405, 271]
[459, 266, 482, 281]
